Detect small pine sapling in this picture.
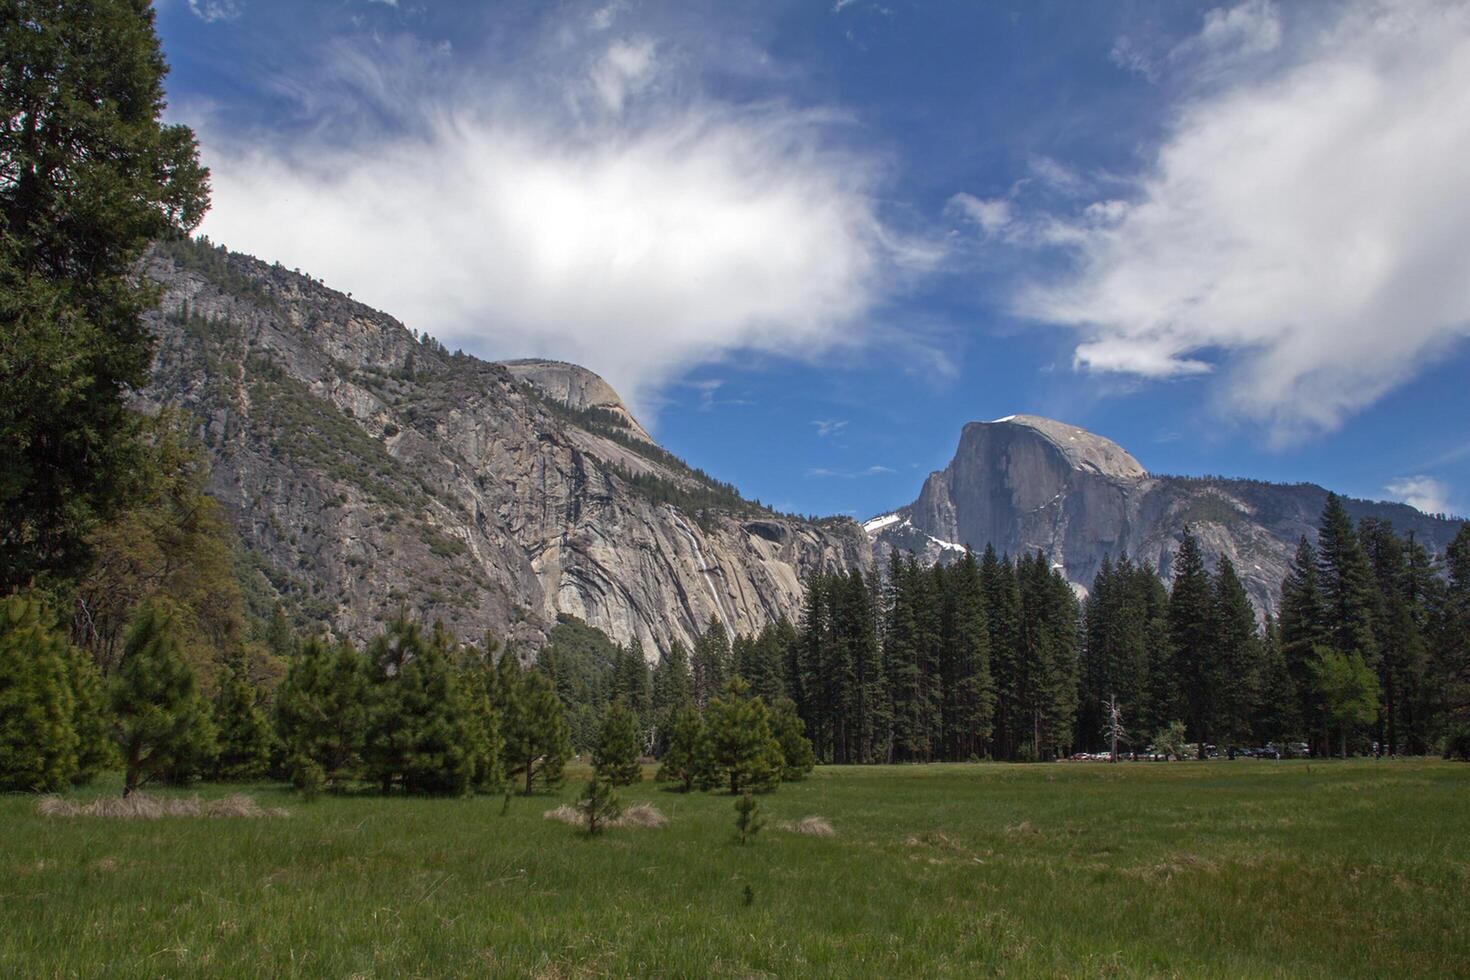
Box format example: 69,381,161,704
577,776,622,835
734,791,764,845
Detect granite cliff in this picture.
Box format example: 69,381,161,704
142,238,867,656
867,415,1463,614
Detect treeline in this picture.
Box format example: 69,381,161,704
0,598,818,797
667,495,1470,762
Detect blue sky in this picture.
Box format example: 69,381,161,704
157,0,1470,522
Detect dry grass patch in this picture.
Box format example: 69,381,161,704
542,802,668,829
780,816,836,837
38,793,288,819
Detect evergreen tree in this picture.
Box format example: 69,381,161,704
212,663,272,781
651,640,693,724
884,553,926,761
733,791,764,845
692,616,731,707
457,642,504,792
64,640,114,784
1210,555,1262,752
1432,524,1470,749
577,775,621,835
593,700,643,786
0,593,79,791
111,604,216,795
1317,495,1382,664
1168,529,1216,752
768,696,816,780
1279,536,1329,749
1,0,211,588
1360,518,1427,754
656,702,704,791
842,569,886,763
981,546,1023,760
941,551,994,759
395,624,476,795
699,676,783,794
504,669,571,794
1254,616,1300,744
275,637,368,791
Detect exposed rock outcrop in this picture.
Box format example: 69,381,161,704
142,239,867,657
869,416,1463,614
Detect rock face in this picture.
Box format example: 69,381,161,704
869,415,1464,614
142,239,867,657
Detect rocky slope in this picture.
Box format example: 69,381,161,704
868,415,1464,614
142,239,867,656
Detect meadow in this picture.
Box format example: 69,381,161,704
4,759,1468,978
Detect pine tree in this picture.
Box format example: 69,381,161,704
769,696,816,780
942,551,993,760
1210,555,1262,752
699,676,783,794
396,624,476,795
1168,529,1216,752
656,702,704,791
651,641,693,726
981,546,1022,760
1254,616,1300,744
733,791,764,844
884,553,925,761
1432,524,1470,750
504,669,571,794
1279,536,1329,749
577,775,621,835
64,640,114,784
275,637,368,791
212,663,273,781
593,700,644,786
692,617,731,707
1,0,210,589
1317,494,1382,662
111,604,217,795
0,593,80,791
843,569,886,763
457,643,504,792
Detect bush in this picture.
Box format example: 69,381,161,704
1445,726,1470,762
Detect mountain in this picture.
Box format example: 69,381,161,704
141,238,867,657
866,414,1464,613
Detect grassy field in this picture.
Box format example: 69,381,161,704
4,760,1469,978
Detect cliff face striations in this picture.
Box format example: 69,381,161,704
142,240,867,657
868,415,1463,614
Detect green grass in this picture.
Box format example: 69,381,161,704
4,760,1469,977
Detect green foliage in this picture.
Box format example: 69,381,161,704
733,791,764,845
212,664,272,781
504,668,572,795
64,640,115,783
458,644,504,793
592,700,643,786
699,677,783,794
363,616,476,795
274,637,368,791
111,604,217,794
0,0,209,588
656,703,704,791
1312,646,1380,758
1152,720,1188,760
768,697,815,780
576,776,622,836
0,593,79,790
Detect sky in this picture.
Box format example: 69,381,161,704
156,0,1470,522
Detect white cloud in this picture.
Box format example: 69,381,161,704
193,22,927,418
805,464,894,478
591,37,658,113
187,0,242,22
812,419,849,437
946,193,1012,236
1005,0,1470,443
1386,475,1453,516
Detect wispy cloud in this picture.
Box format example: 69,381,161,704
811,419,849,437
960,0,1470,445
1386,475,1454,516
192,5,933,418
187,0,242,22
806,464,895,478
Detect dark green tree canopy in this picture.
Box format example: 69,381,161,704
2,0,210,587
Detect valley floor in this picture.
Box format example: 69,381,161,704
4,759,1469,978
